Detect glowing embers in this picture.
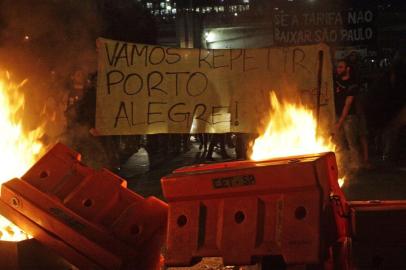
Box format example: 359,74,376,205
250,91,334,161
0,71,45,241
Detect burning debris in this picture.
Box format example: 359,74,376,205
0,143,167,270
0,72,45,183
249,91,346,187
0,71,45,242
250,91,334,161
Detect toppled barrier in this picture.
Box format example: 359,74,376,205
0,143,168,270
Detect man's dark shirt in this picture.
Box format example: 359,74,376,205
334,77,359,116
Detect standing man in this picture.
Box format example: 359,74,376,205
333,59,361,174
346,52,371,169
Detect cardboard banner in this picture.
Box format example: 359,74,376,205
96,38,334,135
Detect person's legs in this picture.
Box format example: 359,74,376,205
219,134,230,159
116,135,141,165
334,123,349,177
203,134,209,152
171,134,181,155
206,135,218,161
360,135,370,167
99,135,121,171
197,134,204,150
357,109,371,167
181,134,190,152
382,105,406,161
235,133,249,160
146,134,162,170
343,115,361,171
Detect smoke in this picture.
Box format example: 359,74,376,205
0,0,101,145
0,0,158,169
0,0,100,73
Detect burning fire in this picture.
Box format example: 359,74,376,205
338,177,345,187
0,71,45,241
250,91,334,161
250,92,344,186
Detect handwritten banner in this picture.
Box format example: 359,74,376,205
273,10,376,46
96,38,334,135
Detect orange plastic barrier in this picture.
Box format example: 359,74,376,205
161,152,349,267
0,239,75,270
0,143,168,270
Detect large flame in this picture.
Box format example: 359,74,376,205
250,92,345,187
250,91,334,161
0,71,45,241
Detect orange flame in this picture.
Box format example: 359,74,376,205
0,71,45,241
250,92,334,161
338,177,345,188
